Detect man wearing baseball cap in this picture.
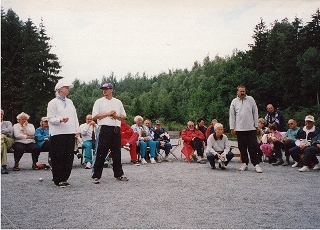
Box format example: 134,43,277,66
91,83,129,183
289,115,320,171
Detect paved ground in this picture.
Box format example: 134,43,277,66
1,140,320,229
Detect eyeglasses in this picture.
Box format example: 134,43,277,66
288,123,294,125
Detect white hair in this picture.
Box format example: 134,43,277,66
16,112,30,120
134,115,143,123
214,123,223,130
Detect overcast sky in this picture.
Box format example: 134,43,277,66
2,0,319,83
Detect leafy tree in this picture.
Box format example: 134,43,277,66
1,8,61,124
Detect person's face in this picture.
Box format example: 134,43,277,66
305,120,314,130
136,118,143,126
287,119,297,129
188,122,195,130
269,128,275,133
42,121,49,128
155,124,161,130
144,120,151,127
102,88,113,97
267,104,274,113
198,120,205,127
86,115,93,124
237,87,246,99
18,116,28,125
258,120,266,128
1,112,4,122
215,127,224,136
59,86,70,97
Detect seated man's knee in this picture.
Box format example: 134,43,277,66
227,151,234,159
206,152,215,160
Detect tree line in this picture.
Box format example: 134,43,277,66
1,8,320,131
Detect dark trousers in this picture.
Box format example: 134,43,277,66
236,130,260,166
50,134,75,185
190,137,204,157
12,142,40,164
207,151,234,168
156,141,172,156
289,146,303,163
273,140,295,160
303,146,320,166
92,125,123,179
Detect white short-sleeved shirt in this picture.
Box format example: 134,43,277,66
92,97,126,127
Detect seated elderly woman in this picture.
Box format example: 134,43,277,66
12,112,41,171
205,123,234,169
131,115,157,164
181,121,206,162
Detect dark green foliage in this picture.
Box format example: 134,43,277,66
1,8,61,124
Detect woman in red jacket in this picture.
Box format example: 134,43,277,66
181,121,206,163
120,117,140,166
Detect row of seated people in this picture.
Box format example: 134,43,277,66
257,115,320,172
1,110,51,173
2,109,319,174
78,114,174,167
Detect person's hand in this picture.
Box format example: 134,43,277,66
61,117,69,123
89,121,96,126
44,138,49,141
231,129,236,135
217,153,221,159
23,121,28,127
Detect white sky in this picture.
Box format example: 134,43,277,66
2,0,319,83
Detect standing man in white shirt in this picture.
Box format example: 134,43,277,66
229,85,262,173
91,83,129,184
79,114,97,169
47,78,80,188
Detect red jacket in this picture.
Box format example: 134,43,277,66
121,123,134,140
181,128,205,161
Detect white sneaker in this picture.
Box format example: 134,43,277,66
85,162,92,169
141,158,147,164
255,164,262,173
150,158,156,164
239,163,248,171
299,165,310,172
292,162,299,168
312,164,320,170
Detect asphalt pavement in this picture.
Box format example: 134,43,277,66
1,140,320,229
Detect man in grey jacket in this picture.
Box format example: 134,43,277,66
229,85,262,173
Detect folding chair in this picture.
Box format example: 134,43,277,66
157,138,180,161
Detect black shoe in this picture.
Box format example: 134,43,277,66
1,166,9,174
272,160,284,166
219,163,226,170
211,165,216,169
76,152,83,159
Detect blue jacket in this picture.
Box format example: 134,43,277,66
35,127,50,147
